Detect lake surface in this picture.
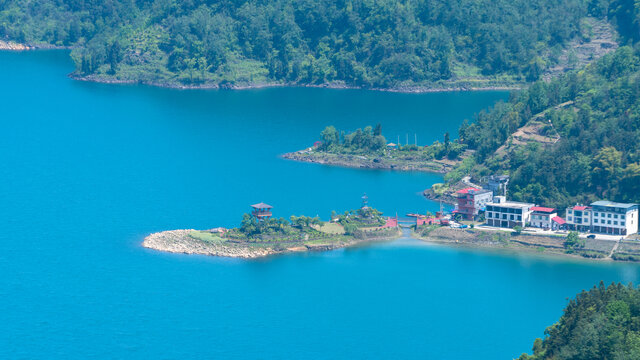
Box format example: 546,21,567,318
1,50,638,359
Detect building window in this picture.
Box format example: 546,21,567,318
622,222,626,226
614,214,619,219
594,219,598,223
568,216,572,221
614,221,618,225
518,215,522,221
608,220,612,224
608,214,612,218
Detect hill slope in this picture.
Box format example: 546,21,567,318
0,0,625,88
452,44,640,209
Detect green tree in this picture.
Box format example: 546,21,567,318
374,123,382,136
443,132,450,152
564,231,585,251
320,126,339,149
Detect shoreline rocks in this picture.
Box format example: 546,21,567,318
69,71,521,93
282,151,451,173
414,226,640,262
143,228,402,259
0,40,32,51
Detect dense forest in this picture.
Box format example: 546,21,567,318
454,44,640,209
0,0,626,87
519,282,640,359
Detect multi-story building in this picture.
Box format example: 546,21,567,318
487,175,509,196
529,207,557,229
565,201,639,235
590,201,639,236
454,188,493,221
565,205,593,232
485,196,534,228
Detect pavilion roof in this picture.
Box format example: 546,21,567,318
251,202,273,209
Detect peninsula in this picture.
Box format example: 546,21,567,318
143,200,401,259
283,125,466,173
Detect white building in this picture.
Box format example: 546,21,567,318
565,201,639,236
565,205,592,232
485,196,535,228
529,207,558,229
590,201,639,236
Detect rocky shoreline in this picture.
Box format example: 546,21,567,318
143,228,402,259
415,226,640,262
69,72,520,93
0,40,68,51
282,150,454,173
0,40,33,51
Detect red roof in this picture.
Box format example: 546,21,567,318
531,206,555,213
552,216,566,225
456,187,479,194
573,205,589,211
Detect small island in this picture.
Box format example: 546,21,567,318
143,198,401,259
282,125,469,173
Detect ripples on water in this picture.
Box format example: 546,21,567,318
0,51,638,359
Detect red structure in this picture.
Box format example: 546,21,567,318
455,187,493,220
251,203,273,221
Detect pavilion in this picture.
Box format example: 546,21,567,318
251,203,273,221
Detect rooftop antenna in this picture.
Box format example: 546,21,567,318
415,133,417,146
361,192,369,208
397,135,400,146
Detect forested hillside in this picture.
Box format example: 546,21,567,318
519,283,640,359
0,0,625,88
454,44,640,209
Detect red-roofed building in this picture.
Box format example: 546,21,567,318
455,187,493,220
529,206,557,229
565,204,592,232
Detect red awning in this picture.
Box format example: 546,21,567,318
552,216,566,225
456,187,479,194
531,206,555,213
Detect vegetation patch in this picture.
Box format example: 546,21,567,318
519,283,640,359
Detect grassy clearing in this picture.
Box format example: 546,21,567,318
189,230,227,244
315,222,346,235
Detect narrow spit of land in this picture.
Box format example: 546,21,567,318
143,227,401,259
143,207,401,259
282,125,469,173
282,149,458,173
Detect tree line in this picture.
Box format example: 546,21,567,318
0,0,622,87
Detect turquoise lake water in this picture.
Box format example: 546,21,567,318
1,50,639,359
